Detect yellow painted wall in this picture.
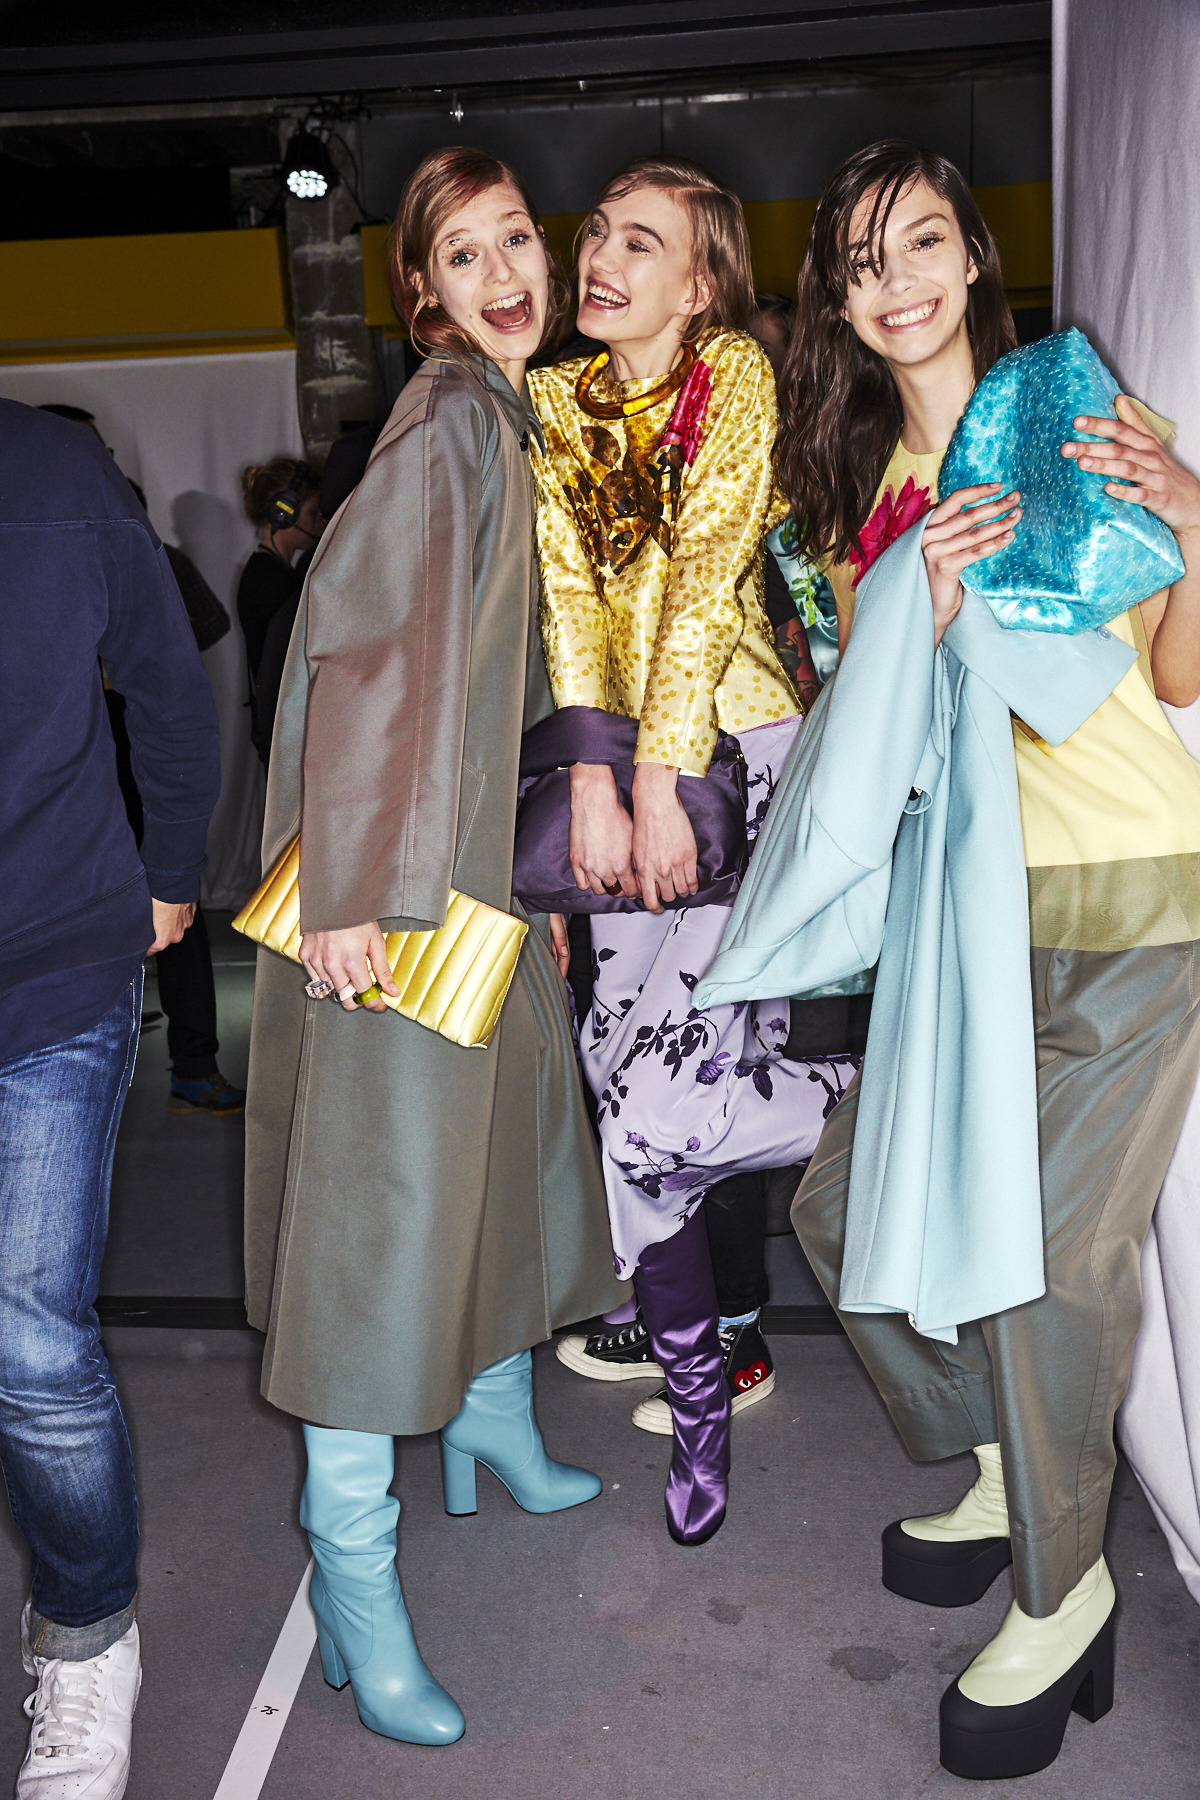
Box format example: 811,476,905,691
0,183,1049,363
359,223,395,328
0,228,293,363
972,181,1052,305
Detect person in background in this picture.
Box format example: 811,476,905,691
124,483,245,1117
0,400,220,1799
236,458,323,764
748,291,821,708
319,421,383,520
748,288,793,377
36,401,107,437
249,442,384,769
33,418,243,1117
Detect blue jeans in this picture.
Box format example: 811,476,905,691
0,977,142,1658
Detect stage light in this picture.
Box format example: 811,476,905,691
282,129,338,201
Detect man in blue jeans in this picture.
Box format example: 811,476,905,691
0,401,220,1797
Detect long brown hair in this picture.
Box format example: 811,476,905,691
387,145,570,358
777,141,1017,565
585,155,756,335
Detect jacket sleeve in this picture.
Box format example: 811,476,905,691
97,521,221,902
636,339,779,774
295,378,485,933
529,414,609,712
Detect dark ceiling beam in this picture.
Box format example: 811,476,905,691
0,2,1051,111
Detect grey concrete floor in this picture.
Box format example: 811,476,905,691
1,1333,1196,1800
3,915,1197,1797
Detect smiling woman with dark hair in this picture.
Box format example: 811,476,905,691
243,145,621,1753
771,139,1200,1780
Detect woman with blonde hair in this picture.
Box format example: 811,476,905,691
243,145,623,1749
526,157,856,1547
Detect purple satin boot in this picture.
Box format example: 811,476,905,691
633,1208,731,1546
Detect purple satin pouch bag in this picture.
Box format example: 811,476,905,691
513,705,748,914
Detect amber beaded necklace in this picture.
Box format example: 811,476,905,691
574,340,697,420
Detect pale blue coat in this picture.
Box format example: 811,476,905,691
695,520,1137,1340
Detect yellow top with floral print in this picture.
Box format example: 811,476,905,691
839,437,1200,951
827,440,944,621
527,327,797,775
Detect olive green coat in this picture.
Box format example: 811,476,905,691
244,353,624,1435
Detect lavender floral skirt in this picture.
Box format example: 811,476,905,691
582,717,859,1277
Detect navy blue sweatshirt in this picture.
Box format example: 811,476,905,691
0,400,221,1058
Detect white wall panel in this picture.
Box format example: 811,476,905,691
1054,0,1200,1608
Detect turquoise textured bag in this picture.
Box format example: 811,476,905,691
940,328,1183,632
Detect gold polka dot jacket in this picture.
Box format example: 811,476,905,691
527,327,799,775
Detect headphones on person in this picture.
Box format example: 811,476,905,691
267,461,314,530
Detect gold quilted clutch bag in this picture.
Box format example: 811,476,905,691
232,837,526,1049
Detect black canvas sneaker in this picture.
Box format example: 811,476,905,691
631,1315,775,1434
555,1312,665,1382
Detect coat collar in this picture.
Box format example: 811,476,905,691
435,350,544,455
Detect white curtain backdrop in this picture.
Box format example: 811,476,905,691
1054,0,1200,1604
0,349,303,910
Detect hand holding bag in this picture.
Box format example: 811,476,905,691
233,837,526,1049
940,328,1184,632
512,705,748,914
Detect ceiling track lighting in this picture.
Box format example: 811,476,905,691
282,126,339,201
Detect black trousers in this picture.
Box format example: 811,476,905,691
702,993,873,1318
104,689,222,1083
703,1170,772,1316
155,908,220,1080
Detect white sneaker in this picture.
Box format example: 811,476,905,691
17,1605,141,1799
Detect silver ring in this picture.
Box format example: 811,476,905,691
304,977,335,1000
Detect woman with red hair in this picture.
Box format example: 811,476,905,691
243,147,623,1749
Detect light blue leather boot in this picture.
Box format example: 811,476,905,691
440,1349,602,1515
300,1425,464,1746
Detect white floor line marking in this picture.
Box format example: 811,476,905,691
212,1558,318,1800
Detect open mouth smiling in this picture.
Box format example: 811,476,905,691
876,297,941,331
480,291,533,332
582,281,628,313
